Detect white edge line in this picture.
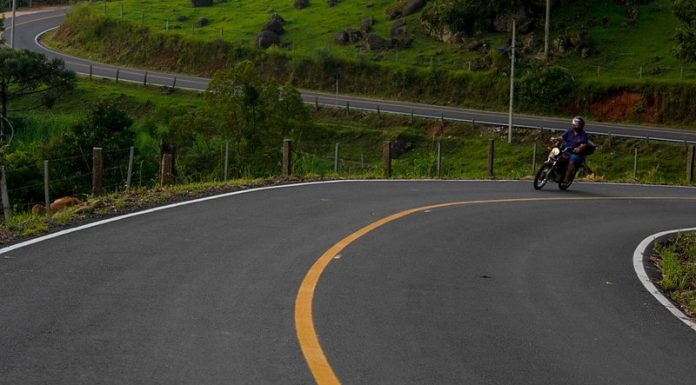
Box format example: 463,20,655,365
0,179,527,255
4,178,695,256
633,228,696,332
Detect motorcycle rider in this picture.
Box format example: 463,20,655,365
553,116,589,187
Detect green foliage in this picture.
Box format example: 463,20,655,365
0,47,75,119
167,61,311,178
44,101,136,196
655,232,696,315
518,66,576,111
421,0,545,36
674,0,696,62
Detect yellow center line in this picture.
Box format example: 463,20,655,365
294,195,696,385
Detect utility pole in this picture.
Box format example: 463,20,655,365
11,0,17,48
544,0,551,61
508,19,516,144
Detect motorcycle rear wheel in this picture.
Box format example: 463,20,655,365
533,164,552,190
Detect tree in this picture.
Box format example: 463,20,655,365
172,60,310,176
0,48,75,122
45,100,135,196
674,0,696,62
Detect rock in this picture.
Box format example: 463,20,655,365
327,0,338,6
191,0,213,7
493,7,533,33
391,37,413,49
334,30,349,45
335,28,362,44
391,18,406,37
346,28,363,43
568,27,591,49
196,17,209,27
361,16,374,33
365,33,388,50
581,47,591,58
386,10,400,20
293,0,309,9
254,30,281,48
402,0,426,16
176,15,189,22
522,32,542,53
263,13,285,34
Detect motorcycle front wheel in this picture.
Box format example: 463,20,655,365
533,164,552,190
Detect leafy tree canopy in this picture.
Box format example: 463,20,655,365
0,48,76,119
674,0,696,62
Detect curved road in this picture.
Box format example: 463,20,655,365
2,180,696,385
8,8,696,143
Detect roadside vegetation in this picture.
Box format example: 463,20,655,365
45,0,696,125
653,232,696,317
2,68,695,244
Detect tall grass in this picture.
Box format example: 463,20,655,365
654,233,696,315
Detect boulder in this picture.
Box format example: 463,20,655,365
346,28,363,43
335,29,363,44
334,31,349,45
263,14,285,34
327,0,338,6
254,30,281,48
293,0,309,9
196,17,209,27
391,18,406,37
361,16,374,33
191,0,213,7
402,0,427,16
365,33,388,50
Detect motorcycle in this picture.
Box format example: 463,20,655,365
533,141,585,191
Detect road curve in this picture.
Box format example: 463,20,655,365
2,180,696,385
9,8,696,143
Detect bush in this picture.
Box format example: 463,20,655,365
518,66,576,112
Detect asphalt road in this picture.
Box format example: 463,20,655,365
9,8,696,143
2,180,696,385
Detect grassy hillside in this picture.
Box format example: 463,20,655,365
73,0,696,81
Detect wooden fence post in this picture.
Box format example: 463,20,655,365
0,166,10,221
92,147,103,195
487,139,495,178
687,145,695,184
283,139,292,177
160,153,173,186
383,141,392,178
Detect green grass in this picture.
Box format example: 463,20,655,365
83,0,696,82
654,232,696,316
88,0,487,70
555,0,696,82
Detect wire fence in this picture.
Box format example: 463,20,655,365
1,122,695,221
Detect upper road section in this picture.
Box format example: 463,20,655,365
10,7,696,143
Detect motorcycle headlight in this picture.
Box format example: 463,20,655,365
551,148,561,156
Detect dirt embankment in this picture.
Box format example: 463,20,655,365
590,91,661,123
